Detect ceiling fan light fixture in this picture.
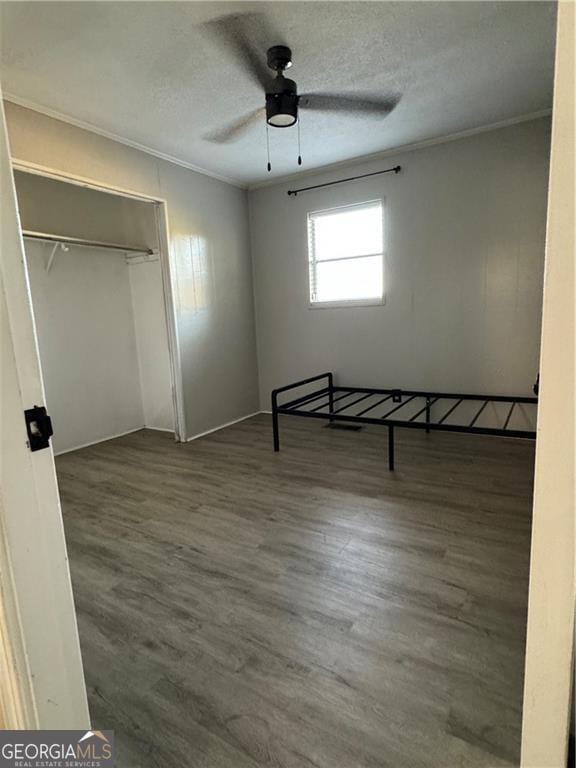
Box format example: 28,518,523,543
266,92,298,127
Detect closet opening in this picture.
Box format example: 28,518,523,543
13,165,186,454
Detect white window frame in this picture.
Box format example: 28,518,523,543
307,199,386,309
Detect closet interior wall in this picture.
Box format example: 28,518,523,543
14,171,174,454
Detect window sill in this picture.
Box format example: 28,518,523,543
308,297,386,309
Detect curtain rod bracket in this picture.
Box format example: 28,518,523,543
287,165,401,197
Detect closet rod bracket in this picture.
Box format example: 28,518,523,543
45,241,69,273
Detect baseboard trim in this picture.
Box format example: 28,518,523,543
186,412,262,442
53,426,145,456
54,417,263,455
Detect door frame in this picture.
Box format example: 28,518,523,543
0,510,33,729
10,157,187,442
520,2,575,765
0,95,90,728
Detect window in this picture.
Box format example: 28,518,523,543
307,200,384,307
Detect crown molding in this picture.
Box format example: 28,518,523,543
248,109,552,191
4,93,551,193
3,93,247,190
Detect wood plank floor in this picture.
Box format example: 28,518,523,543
56,414,535,768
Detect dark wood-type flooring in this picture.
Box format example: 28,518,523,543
57,414,535,768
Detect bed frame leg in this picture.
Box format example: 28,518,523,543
272,392,280,452
426,396,431,434
328,372,334,422
388,425,395,471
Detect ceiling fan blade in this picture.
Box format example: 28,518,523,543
204,12,281,91
204,108,264,143
299,92,401,115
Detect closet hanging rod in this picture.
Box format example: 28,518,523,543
22,230,154,256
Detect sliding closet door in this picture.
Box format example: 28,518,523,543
0,95,89,727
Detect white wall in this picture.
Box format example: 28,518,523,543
25,240,145,454
5,101,260,438
128,259,174,431
249,118,550,407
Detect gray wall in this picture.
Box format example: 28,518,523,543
15,170,175,441
128,258,174,432
6,101,259,438
7,103,551,429
13,169,158,247
159,160,258,434
25,240,145,453
249,118,550,408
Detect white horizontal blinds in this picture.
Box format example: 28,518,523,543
308,200,384,304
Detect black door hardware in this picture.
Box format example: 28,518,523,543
24,405,53,452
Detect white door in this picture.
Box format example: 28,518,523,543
0,94,89,727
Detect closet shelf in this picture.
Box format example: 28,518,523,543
22,229,154,256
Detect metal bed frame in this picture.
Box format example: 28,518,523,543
271,372,537,470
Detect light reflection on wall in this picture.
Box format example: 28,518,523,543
172,233,211,314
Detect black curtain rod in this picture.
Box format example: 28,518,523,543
287,165,401,197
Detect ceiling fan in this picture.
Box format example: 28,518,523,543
203,13,401,169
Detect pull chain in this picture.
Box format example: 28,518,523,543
297,118,302,166
266,123,271,172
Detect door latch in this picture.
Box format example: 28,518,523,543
24,405,53,452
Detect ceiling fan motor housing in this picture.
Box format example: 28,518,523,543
266,75,298,127
267,45,293,72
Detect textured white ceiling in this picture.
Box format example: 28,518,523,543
0,2,556,185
